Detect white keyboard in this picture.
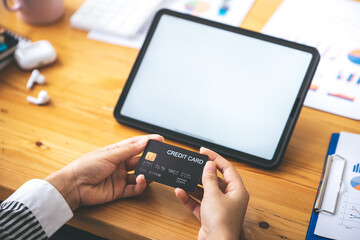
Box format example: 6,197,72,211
70,0,162,37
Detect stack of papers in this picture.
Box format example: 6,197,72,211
262,0,360,120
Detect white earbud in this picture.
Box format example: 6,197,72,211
27,90,50,105
26,69,46,89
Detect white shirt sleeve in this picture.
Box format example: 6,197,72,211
3,179,74,238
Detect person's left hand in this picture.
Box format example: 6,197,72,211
45,134,164,211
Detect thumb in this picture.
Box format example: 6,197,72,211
202,161,220,194
105,137,149,164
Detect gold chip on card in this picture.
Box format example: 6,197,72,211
145,151,157,161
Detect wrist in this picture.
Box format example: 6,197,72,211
206,226,239,240
44,167,80,211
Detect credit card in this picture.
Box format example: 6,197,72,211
134,140,208,193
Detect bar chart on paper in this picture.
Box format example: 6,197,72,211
262,0,360,120
353,164,360,173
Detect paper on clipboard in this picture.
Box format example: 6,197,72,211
314,132,360,239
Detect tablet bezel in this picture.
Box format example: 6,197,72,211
113,9,320,169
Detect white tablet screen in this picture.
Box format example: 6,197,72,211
120,15,312,160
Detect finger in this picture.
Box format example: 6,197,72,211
121,174,147,198
103,137,153,165
126,173,152,185
111,166,128,199
175,188,201,221
202,161,221,195
101,134,164,152
190,186,204,201
125,156,141,171
218,177,227,193
200,147,244,191
126,174,137,184
198,177,227,193
200,147,219,162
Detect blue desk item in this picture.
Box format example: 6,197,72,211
0,43,7,52
0,26,20,61
306,133,339,240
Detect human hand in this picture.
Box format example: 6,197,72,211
175,148,249,240
45,134,164,211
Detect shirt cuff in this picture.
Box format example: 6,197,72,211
4,179,74,237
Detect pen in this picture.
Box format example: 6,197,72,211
219,0,231,16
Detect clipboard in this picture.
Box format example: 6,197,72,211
306,133,342,239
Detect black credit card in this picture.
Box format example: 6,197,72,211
134,140,208,193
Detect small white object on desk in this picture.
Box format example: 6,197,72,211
15,40,57,70
26,69,46,89
27,90,50,105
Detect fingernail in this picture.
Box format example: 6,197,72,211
137,174,145,182
150,134,164,142
150,134,161,138
205,161,216,173
137,137,148,147
200,146,208,153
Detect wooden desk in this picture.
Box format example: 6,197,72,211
0,1,359,239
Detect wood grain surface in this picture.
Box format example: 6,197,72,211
1,0,359,239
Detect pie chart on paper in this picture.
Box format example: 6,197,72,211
350,176,360,191
348,49,360,64
185,1,210,13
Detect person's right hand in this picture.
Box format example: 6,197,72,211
175,147,249,240
45,134,164,211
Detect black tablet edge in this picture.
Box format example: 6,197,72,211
113,9,320,169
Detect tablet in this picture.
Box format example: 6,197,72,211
114,9,320,168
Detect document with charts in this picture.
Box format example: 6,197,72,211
262,0,360,120
88,0,255,49
314,132,360,239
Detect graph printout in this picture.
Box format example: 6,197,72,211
314,132,360,239
88,0,255,49
262,0,360,120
